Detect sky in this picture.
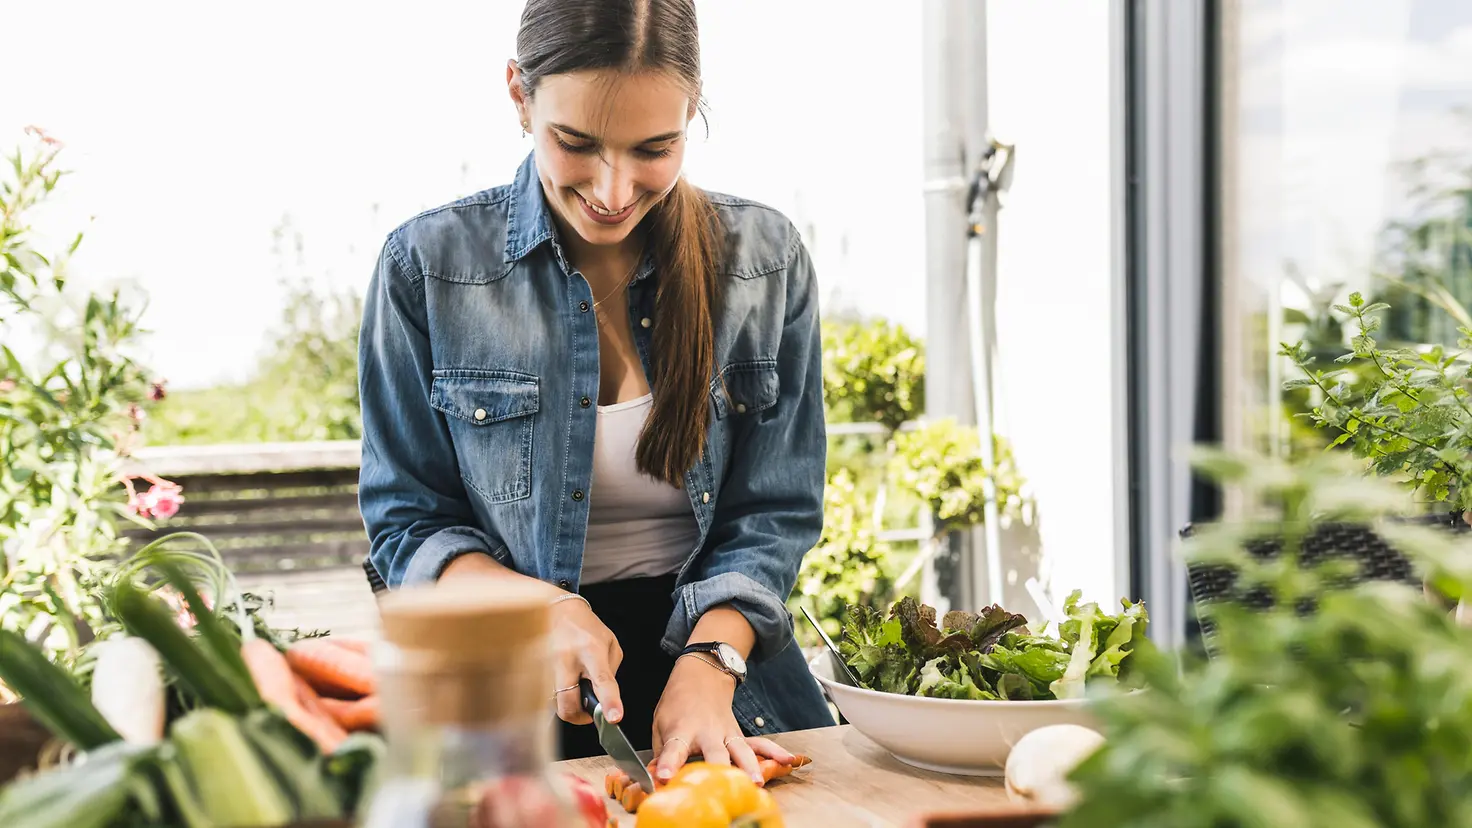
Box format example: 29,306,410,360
6,0,1471,391
4,1,924,389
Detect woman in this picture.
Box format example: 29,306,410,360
357,0,834,784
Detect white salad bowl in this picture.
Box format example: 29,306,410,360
809,652,1104,776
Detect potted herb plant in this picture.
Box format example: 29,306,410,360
1058,448,1472,826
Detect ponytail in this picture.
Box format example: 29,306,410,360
636,177,722,487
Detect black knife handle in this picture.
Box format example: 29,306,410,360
578,677,601,718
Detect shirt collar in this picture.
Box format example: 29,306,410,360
504,151,566,269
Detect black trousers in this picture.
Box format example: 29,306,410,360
555,573,679,760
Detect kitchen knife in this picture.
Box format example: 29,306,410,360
579,678,656,792
801,606,864,687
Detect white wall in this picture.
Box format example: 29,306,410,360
985,1,1121,608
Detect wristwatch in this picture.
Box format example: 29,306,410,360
680,641,748,684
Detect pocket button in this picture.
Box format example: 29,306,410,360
754,716,765,728
473,407,487,421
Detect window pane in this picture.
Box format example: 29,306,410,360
1223,0,1472,460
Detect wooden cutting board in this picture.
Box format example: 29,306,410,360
556,724,1034,827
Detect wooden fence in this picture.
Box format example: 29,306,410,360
123,440,381,640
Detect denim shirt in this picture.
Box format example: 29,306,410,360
357,153,834,735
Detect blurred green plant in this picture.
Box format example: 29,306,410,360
1061,447,1472,828
789,467,894,641
890,419,1027,534
820,317,924,432
0,128,172,663
789,318,1029,646
1282,291,1472,513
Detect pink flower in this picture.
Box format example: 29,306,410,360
157,587,203,630
0,379,15,394
128,403,146,422
24,125,61,146
149,379,168,402
140,483,184,520
124,476,184,520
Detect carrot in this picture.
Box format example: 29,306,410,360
604,754,812,813
241,639,349,753
285,638,375,699
318,695,381,732
294,673,347,731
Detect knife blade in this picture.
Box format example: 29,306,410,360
801,606,863,687
579,678,656,792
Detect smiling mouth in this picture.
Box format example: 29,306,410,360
575,191,638,219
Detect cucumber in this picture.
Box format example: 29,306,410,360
110,578,253,715
146,743,214,828
325,732,388,818
0,628,121,749
171,707,294,826
240,708,343,819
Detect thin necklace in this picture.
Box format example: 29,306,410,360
591,253,643,312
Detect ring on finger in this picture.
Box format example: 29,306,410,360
665,736,689,750
552,683,579,698
723,735,742,748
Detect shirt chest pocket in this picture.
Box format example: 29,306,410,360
710,359,780,420
430,371,539,504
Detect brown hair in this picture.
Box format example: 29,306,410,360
516,0,721,487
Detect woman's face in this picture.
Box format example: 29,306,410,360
510,66,694,250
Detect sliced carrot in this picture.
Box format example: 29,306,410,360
241,639,348,753
286,638,375,699
603,754,812,813
318,695,381,732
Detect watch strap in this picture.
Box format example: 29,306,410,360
679,642,745,683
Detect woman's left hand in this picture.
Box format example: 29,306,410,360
651,656,795,785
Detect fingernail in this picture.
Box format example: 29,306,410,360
752,773,764,784
607,708,621,722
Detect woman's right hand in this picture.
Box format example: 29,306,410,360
441,555,624,725
551,595,624,726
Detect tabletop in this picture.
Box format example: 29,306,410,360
556,724,1023,827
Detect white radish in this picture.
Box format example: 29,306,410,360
90,635,166,745
1004,723,1106,810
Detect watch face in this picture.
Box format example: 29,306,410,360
717,643,747,675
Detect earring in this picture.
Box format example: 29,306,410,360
521,121,530,137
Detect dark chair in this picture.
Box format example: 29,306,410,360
1181,512,1468,657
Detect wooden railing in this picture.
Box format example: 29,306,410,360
123,441,368,574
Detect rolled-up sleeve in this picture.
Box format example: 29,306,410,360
358,234,507,586
662,236,826,662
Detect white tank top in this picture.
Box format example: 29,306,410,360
580,393,701,584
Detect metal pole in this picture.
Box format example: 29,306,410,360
921,0,994,611
966,138,1014,612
